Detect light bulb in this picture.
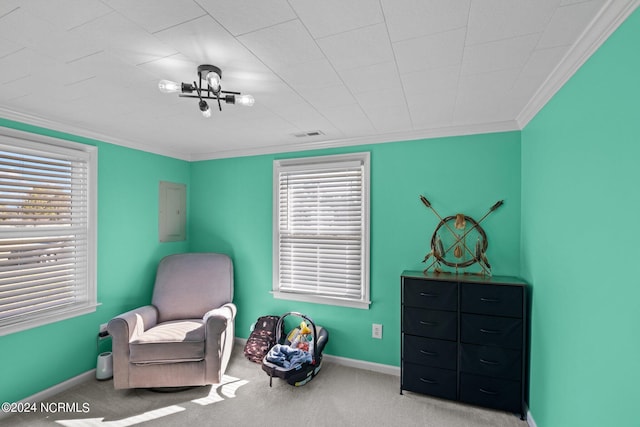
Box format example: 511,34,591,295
206,71,221,93
158,80,181,93
199,100,211,118
235,94,255,107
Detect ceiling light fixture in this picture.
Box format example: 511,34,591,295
158,64,254,118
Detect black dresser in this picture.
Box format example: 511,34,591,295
401,271,529,419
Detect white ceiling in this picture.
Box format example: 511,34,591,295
0,0,636,160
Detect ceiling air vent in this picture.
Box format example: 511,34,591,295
292,130,325,138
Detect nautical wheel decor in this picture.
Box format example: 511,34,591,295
420,195,503,276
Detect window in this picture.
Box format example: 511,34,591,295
273,152,370,309
0,129,97,336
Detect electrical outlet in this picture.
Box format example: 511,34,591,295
372,323,383,339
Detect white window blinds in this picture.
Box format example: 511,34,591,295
274,153,370,309
0,131,97,335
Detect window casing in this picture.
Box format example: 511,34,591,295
273,152,370,309
0,129,97,336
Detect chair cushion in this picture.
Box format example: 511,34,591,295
129,320,205,364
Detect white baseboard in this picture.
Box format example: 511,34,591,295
0,369,96,420
235,337,400,376
322,353,401,376
527,409,538,427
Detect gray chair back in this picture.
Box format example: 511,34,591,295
152,253,233,323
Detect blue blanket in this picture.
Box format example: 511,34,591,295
266,344,312,369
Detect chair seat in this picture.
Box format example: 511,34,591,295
130,320,205,364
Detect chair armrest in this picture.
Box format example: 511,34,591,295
203,303,237,335
108,305,158,343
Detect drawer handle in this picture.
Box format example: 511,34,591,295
479,388,499,396
420,350,437,357
419,377,437,385
480,297,500,303
420,321,438,326
480,328,500,334
479,358,499,366
420,292,438,297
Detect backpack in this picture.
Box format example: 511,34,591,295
244,315,282,363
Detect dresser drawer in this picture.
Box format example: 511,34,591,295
404,335,457,370
403,278,457,311
460,373,521,413
461,283,522,318
402,363,457,400
404,307,457,340
461,344,522,380
461,314,522,348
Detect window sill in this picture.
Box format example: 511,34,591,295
272,291,370,310
0,303,100,337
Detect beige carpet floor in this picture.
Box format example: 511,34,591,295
3,349,528,427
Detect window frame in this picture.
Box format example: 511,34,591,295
0,128,98,336
272,152,370,309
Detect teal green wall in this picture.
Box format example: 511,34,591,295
521,8,640,427
0,119,191,403
190,131,522,365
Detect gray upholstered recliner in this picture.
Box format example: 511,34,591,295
107,253,236,389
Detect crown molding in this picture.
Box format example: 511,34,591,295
517,0,640,128
188,120,520,161
0,104,518,161
0,107,191,161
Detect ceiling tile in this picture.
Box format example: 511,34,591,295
0,47,54,84
72,12,177,67
0,1,20,16
454,68,521,124
0,38,22,58
64,51,157,89
197,0,296,36
0,7,105,65
381,0,471,42
255,81,306,111
461,33,540,75
271,59,342,91
354,86,407,112
466,0,560,45
136,53,197,82
154,15,255,66
0,75,30,101
272,101,337,132
238,20,324,69
394,28,466,74
0,8,68,58
103,0,206,33
20,0,112,31
319,103,376,135
536,0,606,49
338,61,402,94
364,104,413,133
317,23,394,71
297,84,356,109
402,66,459,128
289,0,384,39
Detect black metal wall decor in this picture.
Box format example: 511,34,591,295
420,195,503,276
